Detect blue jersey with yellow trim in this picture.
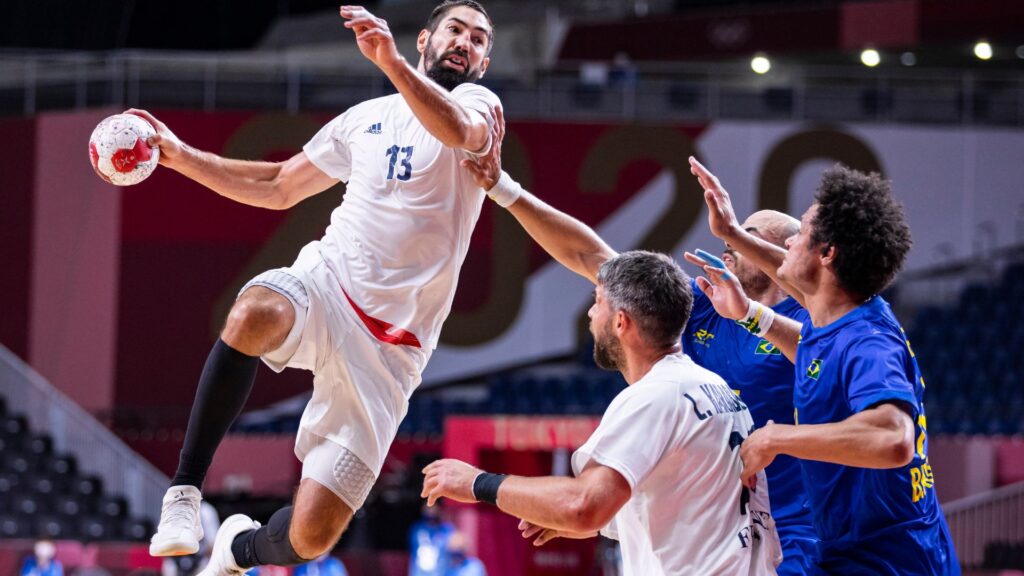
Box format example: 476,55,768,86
795,295,958,574
684,279,817,574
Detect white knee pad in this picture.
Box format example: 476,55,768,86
301,439,376,511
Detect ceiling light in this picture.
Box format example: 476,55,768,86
974,41,993,60
751,54,771,74
860,48,881,67
900,52,916,66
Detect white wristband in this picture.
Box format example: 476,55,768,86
737,300,775,336
488,171,524,208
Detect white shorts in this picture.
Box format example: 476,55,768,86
239,242,430,506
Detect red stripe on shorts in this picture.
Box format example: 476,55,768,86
341,287,422,348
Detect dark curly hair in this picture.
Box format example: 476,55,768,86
811,165,912,299
426,1,494,46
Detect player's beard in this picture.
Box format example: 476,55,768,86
737,266,772,298
425,44,480,91
593,320,624,372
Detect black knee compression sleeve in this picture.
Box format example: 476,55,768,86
231,506,308,568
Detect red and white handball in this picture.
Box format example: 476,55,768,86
88,114,160,186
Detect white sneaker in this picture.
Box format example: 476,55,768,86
198,514,261,576
149,485,204,556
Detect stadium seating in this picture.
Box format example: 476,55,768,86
0,400,153,541
910,262,1024,435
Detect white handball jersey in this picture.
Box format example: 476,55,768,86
572,353,782,576
302,83,500,349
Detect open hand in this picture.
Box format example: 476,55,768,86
689,156,741,241
341,6,402,72
683,249,751,321
421,459,483,506
460,104,505,190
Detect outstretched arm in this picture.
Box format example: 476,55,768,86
507,192,618,284
740,403,915,486
125,109,336,210
341,6,490,152
689,157,806,306
461,107,616,284
422,458,630,535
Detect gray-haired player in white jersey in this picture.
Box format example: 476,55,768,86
422,113,782,575
133,2,503,575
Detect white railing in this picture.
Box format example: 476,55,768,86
0,50,1022,125
944,480,1024,569
0,345,168,522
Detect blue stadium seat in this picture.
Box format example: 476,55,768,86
0,472,20,496
71,476,103,499
96,491,129,518
45,454,77,476
3,452,32,475
0,513,30,538
53,493,87,517
26,433,53,456
35,514,76,539
123,517,153,542
12,493,44,515
26,471,60,496
79,516,120,541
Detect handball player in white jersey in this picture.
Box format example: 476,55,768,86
422,115,782,575
132,2,501,574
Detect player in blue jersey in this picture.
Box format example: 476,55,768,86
685,158,959,575
684,210,818,575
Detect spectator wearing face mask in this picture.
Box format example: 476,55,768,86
21,540,63,576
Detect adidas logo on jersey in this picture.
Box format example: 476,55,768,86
364,123,382,135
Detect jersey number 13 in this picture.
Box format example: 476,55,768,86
386,145,414,181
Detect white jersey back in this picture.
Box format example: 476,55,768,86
572,353,781,576
303,83,500,349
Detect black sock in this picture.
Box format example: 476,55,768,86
231,506,308,568
170,338,259,489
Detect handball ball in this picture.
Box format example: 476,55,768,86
88,114,160,186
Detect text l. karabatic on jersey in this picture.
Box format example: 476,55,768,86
684,280,812,524
794,296,959,575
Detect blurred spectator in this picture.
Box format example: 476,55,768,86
409,503,455,576
294,553,348,576
21,540,64,576
445,532,485,576
609,52,638,89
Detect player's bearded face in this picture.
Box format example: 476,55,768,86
424,37,482,91
593,316,624,371
727,249,772,296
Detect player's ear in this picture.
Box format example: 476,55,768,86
819,244,836,266
614,310,629,334
478,56,490,78
416,29,430,55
